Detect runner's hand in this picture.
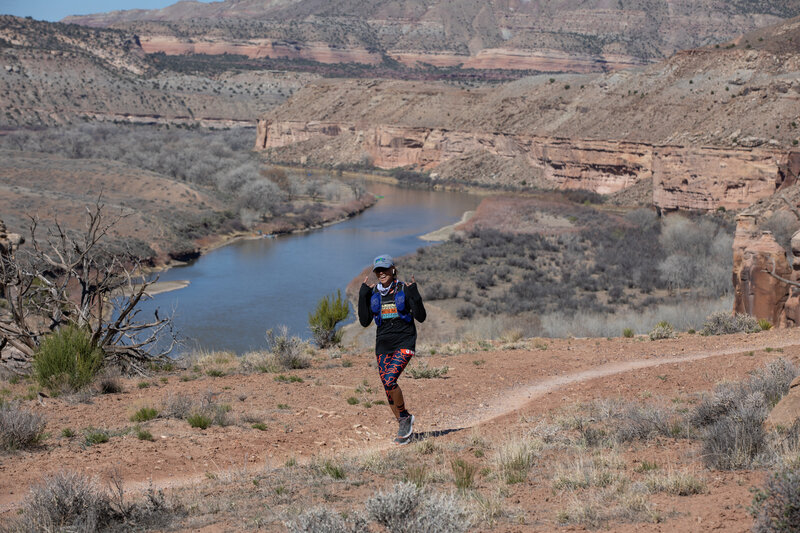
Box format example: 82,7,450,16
363,276,375,288
406,275,416,287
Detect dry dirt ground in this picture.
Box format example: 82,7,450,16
3,328,800,531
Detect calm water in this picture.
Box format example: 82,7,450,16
139,181,479,354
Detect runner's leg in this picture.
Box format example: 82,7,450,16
377,349,414,419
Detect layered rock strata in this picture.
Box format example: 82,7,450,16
256,119,796,209
139,36,383,65
138,36,644,72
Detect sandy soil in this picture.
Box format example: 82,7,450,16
2,327,800,530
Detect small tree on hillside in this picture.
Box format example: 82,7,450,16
308,290,350,348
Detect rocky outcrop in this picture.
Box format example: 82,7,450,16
764,376,800,431
257,119,794,208
732,215,792,325
139,36,383,65
0,219,23,256
138,36,644,72
652,146,787,211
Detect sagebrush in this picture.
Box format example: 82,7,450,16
0,402,46,451
701,312,761,336
751,460,800,533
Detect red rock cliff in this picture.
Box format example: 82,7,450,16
256,119,795,209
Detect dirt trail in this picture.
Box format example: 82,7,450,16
124,336,800,503
466,341,793,428
3,330,799,516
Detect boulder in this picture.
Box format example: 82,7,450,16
764,376,800,431
732,215,791,325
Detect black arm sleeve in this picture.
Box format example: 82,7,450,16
405,283,427,323
358,283,373,327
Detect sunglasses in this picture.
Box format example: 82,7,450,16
373,268,393,275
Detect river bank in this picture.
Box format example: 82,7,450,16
148,192,378,277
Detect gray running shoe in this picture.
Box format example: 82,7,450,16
398,414,414,439
393,435,411,445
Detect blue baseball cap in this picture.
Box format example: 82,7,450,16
372,254,394,271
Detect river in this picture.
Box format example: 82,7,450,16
138,180,480,354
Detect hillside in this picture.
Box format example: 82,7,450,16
265,20,800,147
257,17,800,210
64,0,800,74
2,329,800,531
0,149,231,262
0,16,315,127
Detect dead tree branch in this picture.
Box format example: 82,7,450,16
0,201,176,373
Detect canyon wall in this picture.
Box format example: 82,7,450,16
140,36,383,65
140,36,643,72
256,119,795,209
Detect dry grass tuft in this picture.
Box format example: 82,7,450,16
645,468,707,495
0,402,46,451
493,435,540,484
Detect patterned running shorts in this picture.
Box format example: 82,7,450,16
376,348,414,403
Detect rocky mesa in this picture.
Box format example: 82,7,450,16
257,17,800,211
64,0,800,74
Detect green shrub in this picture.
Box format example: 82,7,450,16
308,290,350,348
33,325,103,393
622,328,634,338
450,458,476,490
187,413,212,429
136,428,154,441
130,407,158,422
758,319,773,331
701,312,761,336
649,321,675,340
84,429,109,446
320,459,346,479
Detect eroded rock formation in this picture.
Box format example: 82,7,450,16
257,119,796,209
732,215,793,326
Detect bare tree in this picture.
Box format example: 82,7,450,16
0,202,176,375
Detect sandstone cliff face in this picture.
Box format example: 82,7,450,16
732,216,791,325
652,147,788,211
257,119,794,208
138,36,644,72
139,36,383,65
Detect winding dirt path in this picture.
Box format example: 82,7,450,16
3,329,800,517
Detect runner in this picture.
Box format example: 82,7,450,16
358,254,427,444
